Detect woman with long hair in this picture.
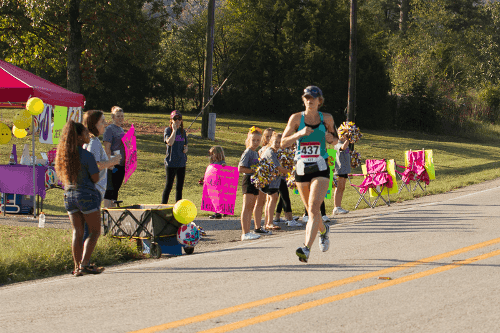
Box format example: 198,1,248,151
55,121,104,276
162,110,188,204
82,110,121,200
281,86,338,262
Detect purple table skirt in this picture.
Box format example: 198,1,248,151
0,165,47,199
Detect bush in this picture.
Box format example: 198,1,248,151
478,84,500,123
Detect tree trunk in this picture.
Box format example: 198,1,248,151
399,0,409,34
67,0,82,93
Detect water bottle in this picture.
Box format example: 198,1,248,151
38,212,45,228
112,150,121,173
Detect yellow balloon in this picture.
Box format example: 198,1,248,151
13,109,32,129
173,199,198,224
0,123,12,144
12,125,27,139
26,97,44,116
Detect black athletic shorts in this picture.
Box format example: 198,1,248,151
241,175,260,195
295,159,330,183
260,185,279,195
335,173,348,179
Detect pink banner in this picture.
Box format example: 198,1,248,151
122,124,137,184
201,164,239,215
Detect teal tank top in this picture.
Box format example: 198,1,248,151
295,111,328,160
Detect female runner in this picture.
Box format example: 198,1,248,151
281,86,338,262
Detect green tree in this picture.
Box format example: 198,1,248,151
0,0,178,108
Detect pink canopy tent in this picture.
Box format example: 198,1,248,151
0,59,85,218
0,59,85,108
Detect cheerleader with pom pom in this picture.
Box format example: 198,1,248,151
253,128,275,235
274,145,296,225
260,132,292,231
332,127,351,216
238,126,264,241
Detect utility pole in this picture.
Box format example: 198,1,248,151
201,0,215,139
347,0,357,123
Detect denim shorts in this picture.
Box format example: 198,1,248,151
64,189,102,215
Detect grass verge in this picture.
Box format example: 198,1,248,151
0,226,143,285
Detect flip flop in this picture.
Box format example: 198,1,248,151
71,269,83,277
266,225,281,230
80,264,105,275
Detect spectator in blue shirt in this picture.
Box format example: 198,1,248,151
161,110,188,204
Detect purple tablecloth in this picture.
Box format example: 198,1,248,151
0,165,47,199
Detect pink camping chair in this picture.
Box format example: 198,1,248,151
395,149,430,194
349,159,394,209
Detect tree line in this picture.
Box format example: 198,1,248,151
2,0,500,132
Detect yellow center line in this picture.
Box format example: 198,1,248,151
199,249,500,333
130,238,500,333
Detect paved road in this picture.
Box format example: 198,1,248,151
1,180,500,333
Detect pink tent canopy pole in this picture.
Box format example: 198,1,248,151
0,59,85,108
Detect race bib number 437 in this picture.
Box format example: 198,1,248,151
300,142,320,162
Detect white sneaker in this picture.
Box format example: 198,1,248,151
333,207,349,215
322,215,330,222
302,216,309,223
287,220,303,227
318,224,330,252
293,216,300,221
241,232,261,241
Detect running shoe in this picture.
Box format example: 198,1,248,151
302,216,309,223
296,246,310,263
287,220,303,227
293,216,300,221
273,218,287,223
241,232,261,241
318,224,330,252
333,207,349,215
322,215,330,222
197,226,207,237
254,227,272,235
